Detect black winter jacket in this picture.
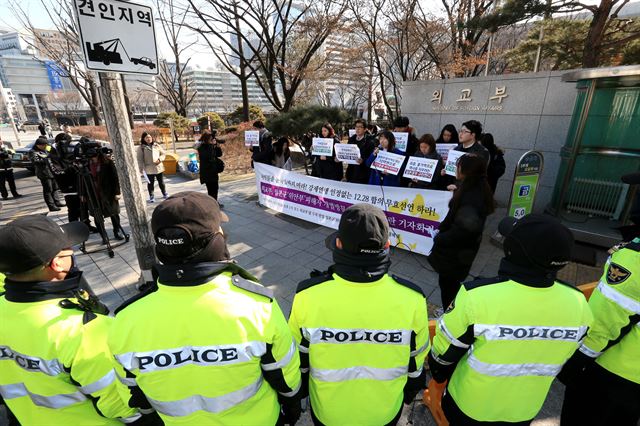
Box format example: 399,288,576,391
428,184,489,280
345,134,376,184
198,142,223,184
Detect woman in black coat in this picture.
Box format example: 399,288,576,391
312,123,343,181
197,130,224,201
428,154,495,309
88,148,127,241
408,134,444,190
480,133,506,194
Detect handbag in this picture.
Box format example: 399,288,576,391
215,157,225,173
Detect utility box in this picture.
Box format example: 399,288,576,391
163,153,179,175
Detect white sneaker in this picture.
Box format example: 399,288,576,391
148,196,155,203
163,193,169,199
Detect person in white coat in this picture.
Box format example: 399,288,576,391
137,132,168,203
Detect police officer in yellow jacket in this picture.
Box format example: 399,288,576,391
428,214,592,424
108,191,302,425
289,203,430,425
0,215,142,425
560,234,640,425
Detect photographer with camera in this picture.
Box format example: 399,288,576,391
87,146,128,242
50,133,96,231
197,129,224,202
0,137,22,199
29,136,65,212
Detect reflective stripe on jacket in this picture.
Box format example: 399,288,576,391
0,294,139,425
109,268,301,425
430,278,592,423
579,239,640,384
289,272,429,425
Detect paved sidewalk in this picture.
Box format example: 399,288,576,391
0,167,606,426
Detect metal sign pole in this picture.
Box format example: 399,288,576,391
98,72,156,285
0,78,22,147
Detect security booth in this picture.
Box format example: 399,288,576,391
549,65,640,247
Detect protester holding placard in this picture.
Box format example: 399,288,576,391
409,134,444,190
455,120,490,165
250,120,273,167
393,116,418,156
345,119,376,184
366,130,405,187
272,136,292,170
436,124,459,146
428,154,495,309
312,123,343,181
197,130,224,201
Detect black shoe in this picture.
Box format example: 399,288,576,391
49,206,62,212
113,230,125,241
12,194,22,198
218,203,225,209
88,225,99,234
1,196,7,200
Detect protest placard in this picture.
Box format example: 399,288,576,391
334,143,361,165
436,143,457,161
403,157,439,182
244,130,260,147
312,138,334,156
371,150,406,175
255,163,452,255
444,149,466,176
392,132,409,152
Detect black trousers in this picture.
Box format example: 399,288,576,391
40,178,64,210
561,362,640,426
65,194,90,224
442,390,532,426
438,274,462,309
205,179,219,200
147,173,166,197
0,169,19,198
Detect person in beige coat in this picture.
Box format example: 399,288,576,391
137,132,168,203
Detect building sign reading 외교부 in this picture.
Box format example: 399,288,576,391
431,86,509,112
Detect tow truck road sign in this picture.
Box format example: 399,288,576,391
74,0,159,75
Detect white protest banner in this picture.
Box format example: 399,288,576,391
335,143,361,165
371,150,406,175
312,138,334,156
348,129,356,138
444,149,466,176
244,130,260,147
393,132,409,152
255,163,452,255
403,157,439,183
436,143,457,161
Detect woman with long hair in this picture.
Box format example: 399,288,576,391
272,137,292,170
436,124,459,145
312,123,343,181
365,130,405,187
197,129,224,201
428,154,495,308
137,132,167,203
409,134,444,190
480,133,506,194
88,147,128,242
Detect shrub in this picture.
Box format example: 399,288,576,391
228,104,265,124
197,112,225,131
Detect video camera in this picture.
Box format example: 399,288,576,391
74,137,104,161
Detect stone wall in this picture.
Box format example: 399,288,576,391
401,71,577,211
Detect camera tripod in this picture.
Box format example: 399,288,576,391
76,162,129,258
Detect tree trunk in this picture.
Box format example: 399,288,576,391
582,0,613,68
88,79,102,125
234,10,251,122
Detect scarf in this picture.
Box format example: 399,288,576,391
330,249,391,282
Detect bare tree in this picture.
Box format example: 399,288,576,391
47,91,85,125
150,0,197,117
130,89,159,123
186,0,348,112
10,0,103,124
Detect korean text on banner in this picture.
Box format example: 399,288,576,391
444,150,465,176
244,130,260,147
371,151,406,175
312,138,334,156
335,143,361,165
404,157,439,183
392,132,409,152
436,143,457,161
254,164,451,255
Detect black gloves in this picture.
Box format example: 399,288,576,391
403,368,427,404
279,396,302,425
